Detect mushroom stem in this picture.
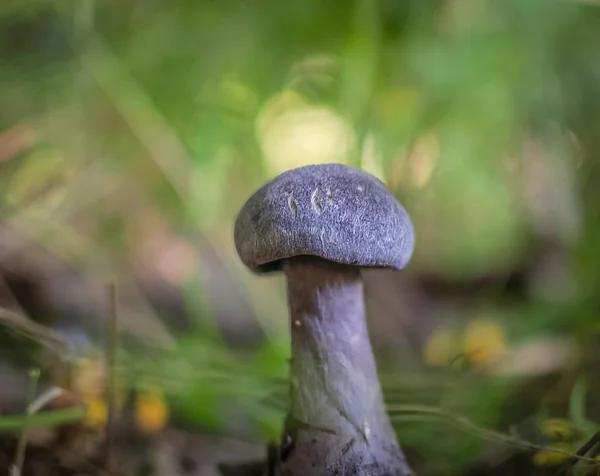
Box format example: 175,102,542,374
281,256,411,475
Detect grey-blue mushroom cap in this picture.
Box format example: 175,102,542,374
234,163,415,273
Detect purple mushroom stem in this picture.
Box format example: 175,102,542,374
285,256,394,441
282,256,409,474
234,163,415,475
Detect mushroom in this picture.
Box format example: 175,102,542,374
234,163,415,475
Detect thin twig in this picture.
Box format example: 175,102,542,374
11,368,41,476
567,432,600,467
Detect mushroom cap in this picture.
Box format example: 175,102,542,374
234,163,415,273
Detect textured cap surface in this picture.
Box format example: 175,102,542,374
234,163,414,273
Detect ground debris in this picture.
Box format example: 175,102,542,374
0,434,101,476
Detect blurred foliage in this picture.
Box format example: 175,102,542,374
2,0,600,474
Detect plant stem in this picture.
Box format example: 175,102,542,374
11,368,40,476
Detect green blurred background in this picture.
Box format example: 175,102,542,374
1,0,600,474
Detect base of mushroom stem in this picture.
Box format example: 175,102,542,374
271,424,413,476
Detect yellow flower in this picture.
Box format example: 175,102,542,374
532,443,573,466
541,418,573,441
424,326,461,367
135,387,169,434
463,320,507,367
83,396,108,429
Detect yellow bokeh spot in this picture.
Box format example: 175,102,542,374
84,396,108,429
532,442,573,466
406,133,439,189
463,320,507,367
541,418,573,441
256,91,356,175
135,387,169,434
255,90,307,136
424,327,461,367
